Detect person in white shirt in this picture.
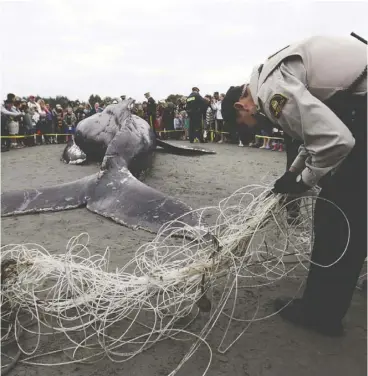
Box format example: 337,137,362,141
211,93,225,143
27,95,41,131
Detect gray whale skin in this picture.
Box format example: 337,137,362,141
1,100,216,233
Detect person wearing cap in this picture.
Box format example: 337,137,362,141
7,93,16,103
186,87,209,143
1,94,19,117
144,92,157,136
221,34,367,336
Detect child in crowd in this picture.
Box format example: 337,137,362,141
172,112,183,140
63,107,77,142
181,111,189,141
173,113,183,130
53,105,65,143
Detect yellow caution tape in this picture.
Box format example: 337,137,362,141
1,134,72,138
255,135,284,141
1,130,232,138
157,129,230,135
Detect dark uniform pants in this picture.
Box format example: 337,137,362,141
56,126,65,144
148,114,157,137
302,94,367,323
188,113,203,143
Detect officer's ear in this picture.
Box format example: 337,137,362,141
233,102,245,110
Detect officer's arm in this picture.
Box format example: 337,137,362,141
289,144,308,173
274,82,355,187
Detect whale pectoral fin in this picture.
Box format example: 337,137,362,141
86,167,200,233
156,139,216,155
1,175,96,217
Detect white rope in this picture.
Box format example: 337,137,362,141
1,185,350,375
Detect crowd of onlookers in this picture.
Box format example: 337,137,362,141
136,91,284,149
1,91,285,152
135,92,230,144
1,93,111,151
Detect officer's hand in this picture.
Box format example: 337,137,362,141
272,171,310,195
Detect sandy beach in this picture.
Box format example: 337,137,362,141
1,142,366,376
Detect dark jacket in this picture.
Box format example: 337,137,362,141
146,97,157,117
186,92,207,115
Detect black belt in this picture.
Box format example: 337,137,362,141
324,93,366,129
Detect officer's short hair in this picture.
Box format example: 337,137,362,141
221,85,247,124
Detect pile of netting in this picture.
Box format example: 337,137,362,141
1,184,346,375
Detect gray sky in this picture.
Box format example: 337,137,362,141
1,0,367,102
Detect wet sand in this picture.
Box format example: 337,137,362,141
1,143,366,376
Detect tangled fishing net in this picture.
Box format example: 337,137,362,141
1,184,350,375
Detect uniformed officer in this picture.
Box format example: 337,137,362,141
221,34,367,336
186,87,209,143
144,92,157,135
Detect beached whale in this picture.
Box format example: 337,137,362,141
1,100,215,233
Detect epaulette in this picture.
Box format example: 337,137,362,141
267,45,290,60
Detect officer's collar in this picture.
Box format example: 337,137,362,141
247,64,263,111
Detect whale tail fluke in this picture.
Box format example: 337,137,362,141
2,166,200,234
1,175,97,217
156,139,216,155
86,166,200,233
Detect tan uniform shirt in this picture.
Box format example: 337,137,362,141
248,35,367,187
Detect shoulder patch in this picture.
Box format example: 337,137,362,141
269,94,288,119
